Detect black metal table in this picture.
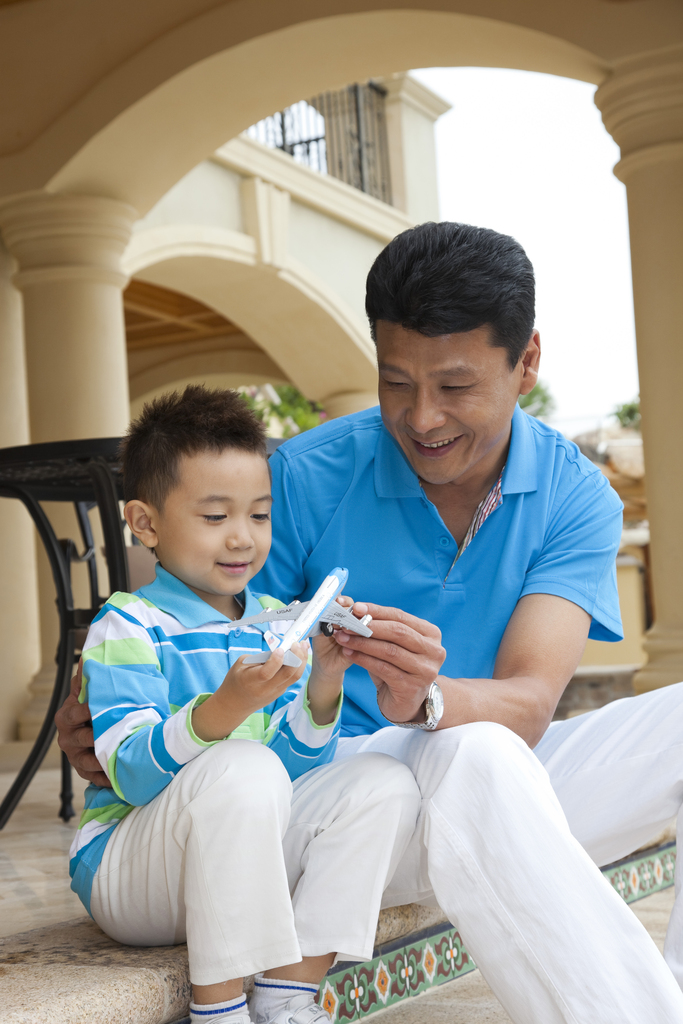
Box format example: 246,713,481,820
0,438,129,829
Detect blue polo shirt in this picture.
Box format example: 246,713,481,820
254,405,623,737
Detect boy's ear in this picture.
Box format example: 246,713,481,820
124,500,159,549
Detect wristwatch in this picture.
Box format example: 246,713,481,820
390,681,444,731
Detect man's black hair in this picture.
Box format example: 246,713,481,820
120,384,267,509
365,222,535,367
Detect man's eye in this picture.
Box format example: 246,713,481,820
204,515,226,523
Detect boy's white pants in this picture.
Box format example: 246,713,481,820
90,741,420,986
336,682,683,1024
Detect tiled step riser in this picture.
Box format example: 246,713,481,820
317,841,677,1023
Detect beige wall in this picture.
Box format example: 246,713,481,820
580,557,646,669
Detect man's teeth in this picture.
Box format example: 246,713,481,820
420,438,455,448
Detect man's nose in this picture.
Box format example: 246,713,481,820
406,391,447,435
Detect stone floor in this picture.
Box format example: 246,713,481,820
0,768,677,1023
0,768,89,938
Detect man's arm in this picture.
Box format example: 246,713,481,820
336,593,591,747
55,665,111,787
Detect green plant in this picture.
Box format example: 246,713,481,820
518,381,555,419
238,384,325,438
613,397,641,431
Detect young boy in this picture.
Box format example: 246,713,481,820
69,385,420,1024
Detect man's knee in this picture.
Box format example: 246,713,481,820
433,721,534,777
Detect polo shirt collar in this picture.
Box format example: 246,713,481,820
374,404,537,498
374,424,423,498
138,564,264,628
501,404,538,495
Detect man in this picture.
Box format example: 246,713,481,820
59,224,683,1023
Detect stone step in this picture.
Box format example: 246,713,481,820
0,841,675,1024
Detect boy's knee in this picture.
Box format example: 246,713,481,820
184,740,292,808
342,751,422,808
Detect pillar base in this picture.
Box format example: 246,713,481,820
18,664,58,742
323,391,378,419
632,625,683,694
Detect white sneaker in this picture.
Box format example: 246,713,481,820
253,990,330,1024
192,1015,252,1024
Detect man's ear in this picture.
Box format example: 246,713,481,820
518,330,541,397
124,500,159,549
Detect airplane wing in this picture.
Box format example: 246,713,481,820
317,604,373,637
226,598,372,638
225,600,309,630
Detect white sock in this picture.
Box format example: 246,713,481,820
190,993,248,1023
250,974,318,1023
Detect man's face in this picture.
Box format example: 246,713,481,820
376,321,539,487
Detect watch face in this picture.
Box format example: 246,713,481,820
428,683,444,722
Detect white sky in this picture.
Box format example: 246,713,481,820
410,67,639,438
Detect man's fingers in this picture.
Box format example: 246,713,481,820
70,666,82,700
336,619,444,661
350,603,442,640
55,696,93,730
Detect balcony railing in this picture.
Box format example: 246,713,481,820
246,82,392,205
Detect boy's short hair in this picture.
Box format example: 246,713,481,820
365,221,535,368
121,385,268,508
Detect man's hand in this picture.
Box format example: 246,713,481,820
55,664,111,787
335,603,446,724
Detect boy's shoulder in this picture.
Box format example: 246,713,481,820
252,592,287,612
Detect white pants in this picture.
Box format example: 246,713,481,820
337,683,683,1024
90,740,420,986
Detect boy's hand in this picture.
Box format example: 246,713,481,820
306,596,363,726
192,642,308,742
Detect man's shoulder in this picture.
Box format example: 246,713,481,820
274,406,382,467
524,414,622,513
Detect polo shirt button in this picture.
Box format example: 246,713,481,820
439,536,450,547
233,628,242,637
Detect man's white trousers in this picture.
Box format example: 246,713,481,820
90,741,420,986
337,682,683,1024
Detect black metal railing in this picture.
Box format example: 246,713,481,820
246,82,392,205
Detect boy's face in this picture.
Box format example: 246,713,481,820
125,448,272,617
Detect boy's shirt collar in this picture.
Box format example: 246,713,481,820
137,563,265,629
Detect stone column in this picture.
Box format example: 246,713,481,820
0,192,137,442
0,241,40,746
0,192,137,738
323,391,378,420
596,44,683,693
381,72,451,223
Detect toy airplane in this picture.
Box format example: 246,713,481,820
228,566,373,667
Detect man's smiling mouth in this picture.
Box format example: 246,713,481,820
411,435,461,456
419,437,457,448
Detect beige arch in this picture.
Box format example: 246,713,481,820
128,342,291,401
124,226,378,402
29,9,616,214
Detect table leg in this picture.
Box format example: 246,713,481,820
0,486,74,830
59,750,74,822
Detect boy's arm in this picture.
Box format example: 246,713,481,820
263,621,353,780
85,598,217,806
264,672,343,781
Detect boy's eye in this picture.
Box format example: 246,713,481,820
251,513,271,522
204,515,226,523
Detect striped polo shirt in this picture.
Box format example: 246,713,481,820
69,564,341,913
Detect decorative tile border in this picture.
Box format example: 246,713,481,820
602,839,676,905
317,841,677,1022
